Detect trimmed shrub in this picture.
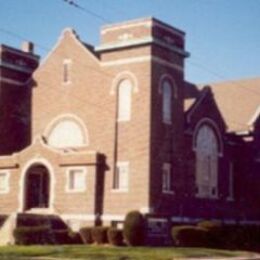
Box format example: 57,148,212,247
13,226,50,245
91,226,109,244
123,211,146,246
171,225,209,247
68,231,83,244
107,227,123,246
79,227,93,244
52,230,70,245
222,225,260,250
52,230,82,245
197,220,223,248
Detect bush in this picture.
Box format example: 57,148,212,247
13,226,50,245
171,225,209,247
52,230,70,245
123,211,146,246
52,230,82,245
107,228,123,246
68,231,83,244
79,227,93,244
91,226,109,244
222,225,260,250
197,220,223,248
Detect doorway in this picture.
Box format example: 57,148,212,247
24,164,50,210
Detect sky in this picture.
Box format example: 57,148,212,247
0,0,260,84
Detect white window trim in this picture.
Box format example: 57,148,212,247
65,167,87,193
162,163,173,194
162,81,172,125
195,190,218,200
44,114,89,149
112,161,129,192
194,124,219,200
0,170,10,194
117,80,132,122
195,174,219,199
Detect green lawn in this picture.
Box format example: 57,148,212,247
0,245,258,260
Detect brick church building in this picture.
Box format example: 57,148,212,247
0,17,259,237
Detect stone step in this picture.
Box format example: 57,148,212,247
0,215,8,228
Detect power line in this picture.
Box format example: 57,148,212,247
188,60,260,96
0,27,114,79
60,0,260,97
0,27,257,129
62,0,111,23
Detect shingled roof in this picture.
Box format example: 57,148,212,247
184,77,260,133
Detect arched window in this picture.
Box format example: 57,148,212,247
117,79,132,121
162,81,172,124
46,116,88,148
195,124,218,198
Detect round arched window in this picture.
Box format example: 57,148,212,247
195,124,218,198
162,80,172,124
46,116,88,148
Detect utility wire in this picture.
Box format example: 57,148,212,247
62,0,111,23
61,0,260,97
0,27,257,129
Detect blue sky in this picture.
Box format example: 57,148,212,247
0,0,260,84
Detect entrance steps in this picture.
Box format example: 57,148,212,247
0,213,17,245
0,212,68,245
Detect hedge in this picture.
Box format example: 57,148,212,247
107,227,123,246
13,226,51,245
91,226,109,244
123,211,146,246
197,221,260,250
13,226,82,245
197,220,223,248
171,225,209,247
79,227,93,244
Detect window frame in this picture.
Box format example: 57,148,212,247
45,114,89,149
162,163,174,194
65,167,87,193
195,124,219,199
0,171,10,194
113,161,129,192
227,161,235,201
63,59,72,85
162,80,173,125
117,79,132,122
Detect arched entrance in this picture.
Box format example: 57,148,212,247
24,164,50,210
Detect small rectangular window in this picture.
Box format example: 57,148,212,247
227,162,234,201
66,167,86,192
0,171,10,194
63,59,72,84
162,163,172,193
114,162,129,191
117,80,132,122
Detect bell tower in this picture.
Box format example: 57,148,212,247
0,42,39,155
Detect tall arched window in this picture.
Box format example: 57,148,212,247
117,79,132,121
46,116,88,148
195,124,218,198
162,81,172,124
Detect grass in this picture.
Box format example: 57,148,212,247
0,245,258,260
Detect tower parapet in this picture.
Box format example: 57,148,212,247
0,42,39,155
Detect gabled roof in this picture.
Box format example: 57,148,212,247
207,77,260,132
40,28,100,67
184,77,260,133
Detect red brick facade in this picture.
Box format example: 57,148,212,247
0,17,259,232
